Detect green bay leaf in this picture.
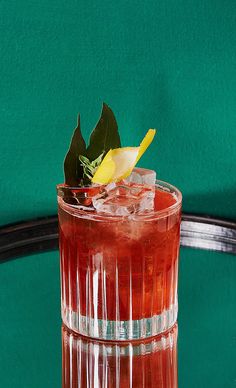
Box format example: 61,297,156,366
64,115,86,186
86,103,121,161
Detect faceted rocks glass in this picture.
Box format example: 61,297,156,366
57,180,182,340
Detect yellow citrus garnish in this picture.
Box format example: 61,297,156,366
92,129,156,184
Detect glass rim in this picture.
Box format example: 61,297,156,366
57,180,182,221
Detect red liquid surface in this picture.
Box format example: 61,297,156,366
58,188,181,321
62,324,178,388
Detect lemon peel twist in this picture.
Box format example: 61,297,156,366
92,129,156,184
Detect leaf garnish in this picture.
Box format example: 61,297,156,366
63,103,121,186
86,103,121,161
64,115,86,186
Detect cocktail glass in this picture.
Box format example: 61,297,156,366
57,180,182,340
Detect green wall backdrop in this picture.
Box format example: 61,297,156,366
0,3,236,388
0,0,236,224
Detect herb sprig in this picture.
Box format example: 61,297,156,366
79,153,104,181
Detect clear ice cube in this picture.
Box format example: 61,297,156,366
92,181,155,216
125,167,156,185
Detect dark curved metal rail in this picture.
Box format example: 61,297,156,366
0,214,235,263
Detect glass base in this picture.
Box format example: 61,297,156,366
62,303,178,340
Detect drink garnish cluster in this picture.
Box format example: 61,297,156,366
63,102,155,187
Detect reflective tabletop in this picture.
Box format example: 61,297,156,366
0,247,235,387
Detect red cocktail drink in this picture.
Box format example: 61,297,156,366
57,179,181,340
62,324,178,388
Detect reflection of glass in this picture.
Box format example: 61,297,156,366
57,182,182,340
62,324,178,387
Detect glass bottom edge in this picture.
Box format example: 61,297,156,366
62,303,178,341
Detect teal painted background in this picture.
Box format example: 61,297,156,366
0,0,236,224
0,2,236,388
